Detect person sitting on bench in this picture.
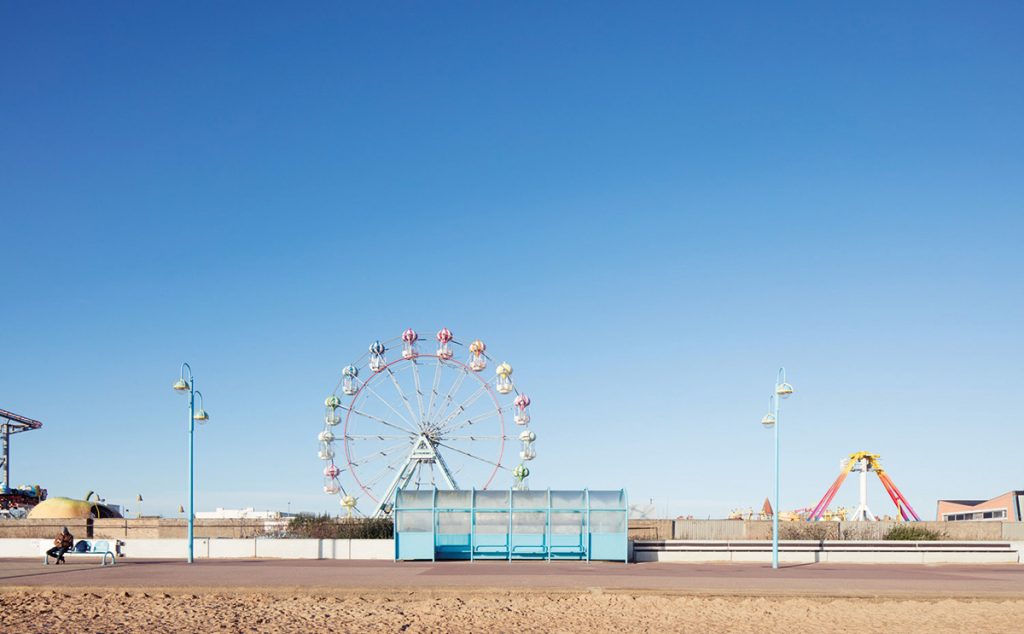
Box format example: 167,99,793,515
46,527,74,564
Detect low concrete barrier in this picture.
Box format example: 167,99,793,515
350,539,395,560
209,539,256,558
255,538,320,559
0,537,396,560
633,540,1023,564
124,538,210,559
3,537,1021,564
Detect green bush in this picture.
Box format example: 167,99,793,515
778,522,836,540
286,514,393,539
883,524,943,541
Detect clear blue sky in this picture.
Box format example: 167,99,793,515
2,2,1021,519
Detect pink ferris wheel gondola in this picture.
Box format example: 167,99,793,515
401,329,419,359
436,327,454,360
514,394,531,425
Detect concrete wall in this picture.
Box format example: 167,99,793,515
627,520,674,540
671,520,771,540
665,519,1015,541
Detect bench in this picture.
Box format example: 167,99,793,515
42,539,120,566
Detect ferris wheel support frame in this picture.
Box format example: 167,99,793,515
373,434,459,518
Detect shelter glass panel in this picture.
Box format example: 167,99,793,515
397,489,434,509
550,510,585,534
474,510,510,534
396,510,432,532
550,490,585,509
512,490,548,509
435,490,472,509
589,490,626,509
590,510,626,533
437,511,471,533
512,511,546,534
475,490,510,509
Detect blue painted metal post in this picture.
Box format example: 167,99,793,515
188,380,195,564
585,488,591,563
175,362,197,565
771,391,780,570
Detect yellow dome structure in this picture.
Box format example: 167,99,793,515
27,492,122,519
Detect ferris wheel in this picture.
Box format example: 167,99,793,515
318,328,536,518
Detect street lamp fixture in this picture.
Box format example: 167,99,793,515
193,391,209,424
173,362,210,564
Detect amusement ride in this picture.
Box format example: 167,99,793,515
318,328,536,518
807,451,920,522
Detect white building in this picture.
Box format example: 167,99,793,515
195,507,284,520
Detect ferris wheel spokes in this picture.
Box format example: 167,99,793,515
424,356,445,424
430,363,470,428
341,405,417,437
347,441,414,468
361,449,419,492
435,440,507,470
432,380,495,433
441,407,504,435
353,379,419,433
385,366,421,427
409,358,428,426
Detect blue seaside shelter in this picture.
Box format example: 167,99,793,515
394,488,628,562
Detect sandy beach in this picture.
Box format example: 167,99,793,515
3,559,1024,632
2,587,1024,633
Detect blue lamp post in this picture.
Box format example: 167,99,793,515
173,363,210,564
761,367,793,570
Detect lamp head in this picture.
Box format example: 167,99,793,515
173,378,190,393
761,413,776,428
193,408,210,424
775,382,794,399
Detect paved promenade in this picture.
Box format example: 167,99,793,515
2,559,1022,598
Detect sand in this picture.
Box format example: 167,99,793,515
2,587,1023,633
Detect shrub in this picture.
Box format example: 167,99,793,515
883,524,943,541
286,514,393,539
778,522,836,540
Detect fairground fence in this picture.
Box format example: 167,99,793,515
2,518,1024,542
